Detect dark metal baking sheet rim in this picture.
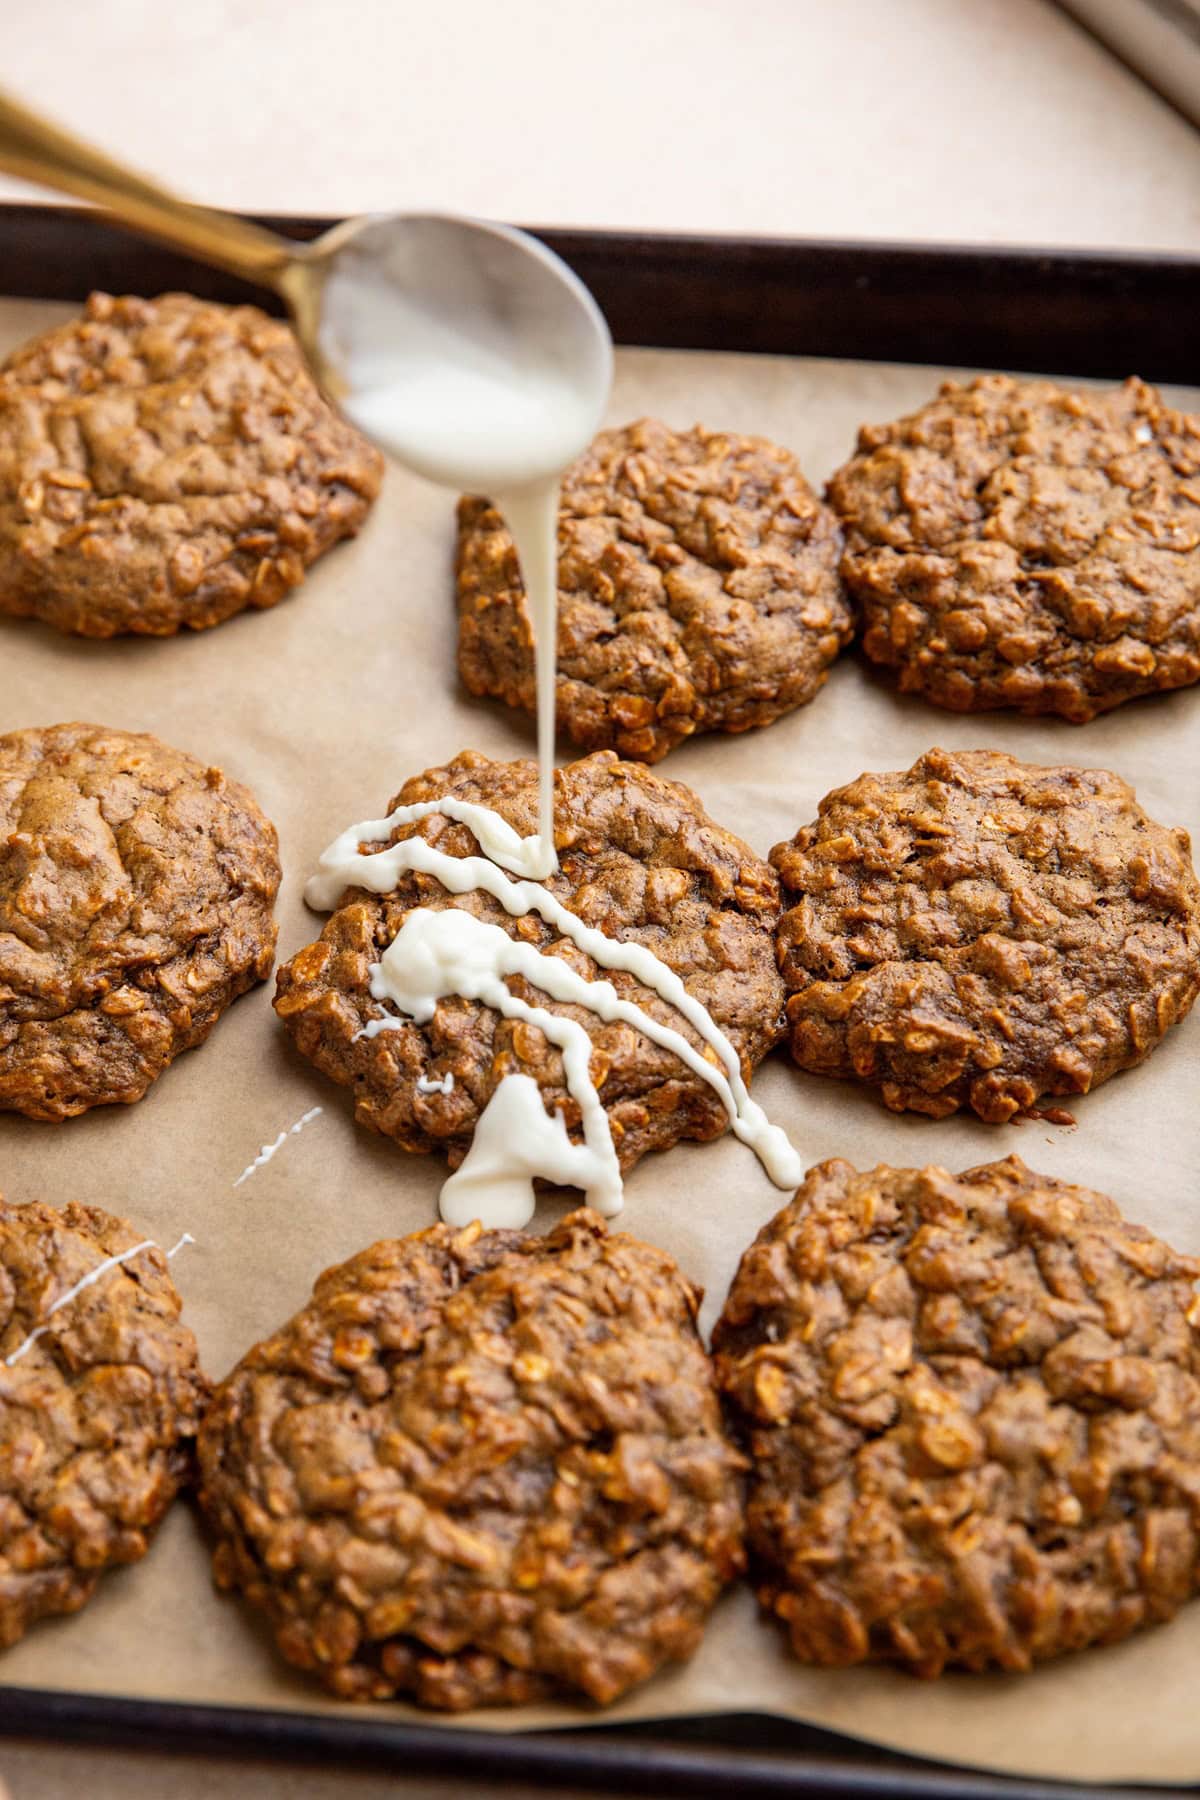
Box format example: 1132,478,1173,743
0,1687,1155,1798
0,202,1196,1796
0,200,1198,380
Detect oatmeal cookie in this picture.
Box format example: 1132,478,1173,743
0,721,281,1120
828,375,1200,720
198,1207,743,1707
714,1155,1200,1677
772,747,1200,1121
0,291,383,637
275,748,785,1171
457,418,850,762
0,1196,207,1650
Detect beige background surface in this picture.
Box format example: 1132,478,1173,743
0,0,1198,250
2,1,1199,1796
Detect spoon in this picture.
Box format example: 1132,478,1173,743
0,87,613,488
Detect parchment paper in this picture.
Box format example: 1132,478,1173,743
1,294,1198,1785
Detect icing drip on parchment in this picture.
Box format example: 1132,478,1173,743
232,1106,324,1189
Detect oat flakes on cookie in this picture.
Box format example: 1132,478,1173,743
772,747,1200,1121
828,375,1200,720
198,1207,744,1708
0,1196,208,1650
457,418,851,762
0,722,281,1120
0,292,383,637
275,748,785,1172
714,1154,1200,1677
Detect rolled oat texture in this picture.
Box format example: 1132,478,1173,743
199,1208,744,1707
714,1155,1200,1677
0,1197,208,1650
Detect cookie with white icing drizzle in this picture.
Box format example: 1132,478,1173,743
274,749,789,1208
0,1195,208,1651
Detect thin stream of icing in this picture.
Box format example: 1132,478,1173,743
497,480,560,880
4,1232,195,1369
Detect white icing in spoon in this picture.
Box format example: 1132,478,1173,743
4,1231,195,1368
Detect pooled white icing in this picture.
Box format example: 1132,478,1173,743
232,1107,324,1188
440,1073,609,1229
4,1231,195,1368
415,1072,455,1095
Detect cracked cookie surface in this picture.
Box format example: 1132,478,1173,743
275,748,785,1173
0,1196,208,1650
0,721,281,1119
714,1155,1200,1677
771,746,1200,1121
198,1207,744,1708
0,291,383,637
827,375,1200,720
457,418,850,762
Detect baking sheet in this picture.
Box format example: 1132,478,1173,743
0,293,1198,1786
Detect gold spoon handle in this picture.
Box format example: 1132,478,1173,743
0,87,296,289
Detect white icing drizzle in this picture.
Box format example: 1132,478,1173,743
416,1072,455,1095
306,793,553,893
365,909,622,1223
4,1231,195,1368
232,1107,324,1188
306,804,804,1226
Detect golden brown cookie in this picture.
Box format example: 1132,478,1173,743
714,1155,1200,1677
0,292,383,637
0,722,281,1119
275,748,785,1172
198,1208,744,1708
457,418,850,762
0,1196,208,1651
828,375,1200,720
771,747,1200,1121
